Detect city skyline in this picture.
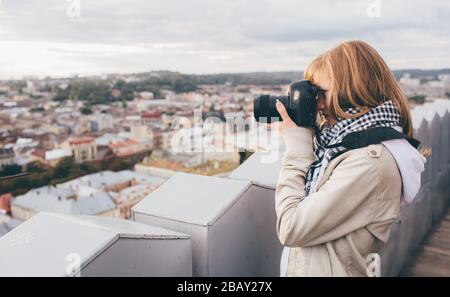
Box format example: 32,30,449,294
0,0,449,79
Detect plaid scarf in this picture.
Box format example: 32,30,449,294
302,100,401,200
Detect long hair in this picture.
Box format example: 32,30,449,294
304,40,413,137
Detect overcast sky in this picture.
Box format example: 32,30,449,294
0,0,449,79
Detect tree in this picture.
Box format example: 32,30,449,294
29,107,45,112
80,162,101,174
107,159,129,171
80,106,93,115
408,95,426,105
54,157,75,178
53,87,70,101
26,161,47,173
0,164,22,177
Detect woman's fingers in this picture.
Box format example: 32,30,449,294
276,100,295,125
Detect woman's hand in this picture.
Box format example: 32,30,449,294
274,100,298,133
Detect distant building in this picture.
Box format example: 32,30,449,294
109,139,151,157
139,91,154,100
31,149,46,163
113,184,158,219
11,170,166,221
438,74,450,82
151,129,164,150
45,148,73,166
31,148,72,167
13,138,39,153
136,99,156,112
88,113,113,132
165,151,203,168
95,133,128,146
125,115,141,128
399,74,421,87
11,187,119,221
427,80,445,88
0,148,15,169
141,110,162,126
69,137,98,163
130,125,153,143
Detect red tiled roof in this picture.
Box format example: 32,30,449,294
69,137,95,145
109,139,139,149
32,149,46,158
141,110,162,118
114,148,138,157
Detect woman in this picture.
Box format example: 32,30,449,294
275,40,426,277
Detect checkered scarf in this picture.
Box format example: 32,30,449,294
302,100,401,200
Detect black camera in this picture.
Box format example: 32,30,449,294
253,80,318,128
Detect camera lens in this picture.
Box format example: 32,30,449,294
253,95,289,123
253,80,318,128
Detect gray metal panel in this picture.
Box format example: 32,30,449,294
415,119,431,185
411,99,450,128
447,112,450,164
132,172,251,226
441,112,450,166
81,238,192,277
412,187,433,246
133,180,282,276
51,213,190,239
379,216,401,277
229,151,283,188
208,185,282,276
134,211,208,276
0,212,117,276
396,203,415,271
430,114,441,174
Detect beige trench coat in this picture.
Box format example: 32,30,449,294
276,126,401,276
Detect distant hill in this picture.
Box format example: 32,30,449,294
121,68,450,86
3,69,450,86
391,69,450,80
112,70,303,86
3,68,450,105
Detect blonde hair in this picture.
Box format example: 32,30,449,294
304,40,413,137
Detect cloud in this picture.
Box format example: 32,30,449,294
0,0,448,78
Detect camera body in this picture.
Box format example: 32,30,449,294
253,80,318,128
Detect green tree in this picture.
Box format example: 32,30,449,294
408,95,426,105
29,107,45,112
80,106,93,115
26,161,47,173
53,157,75,178
0,164,22,177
